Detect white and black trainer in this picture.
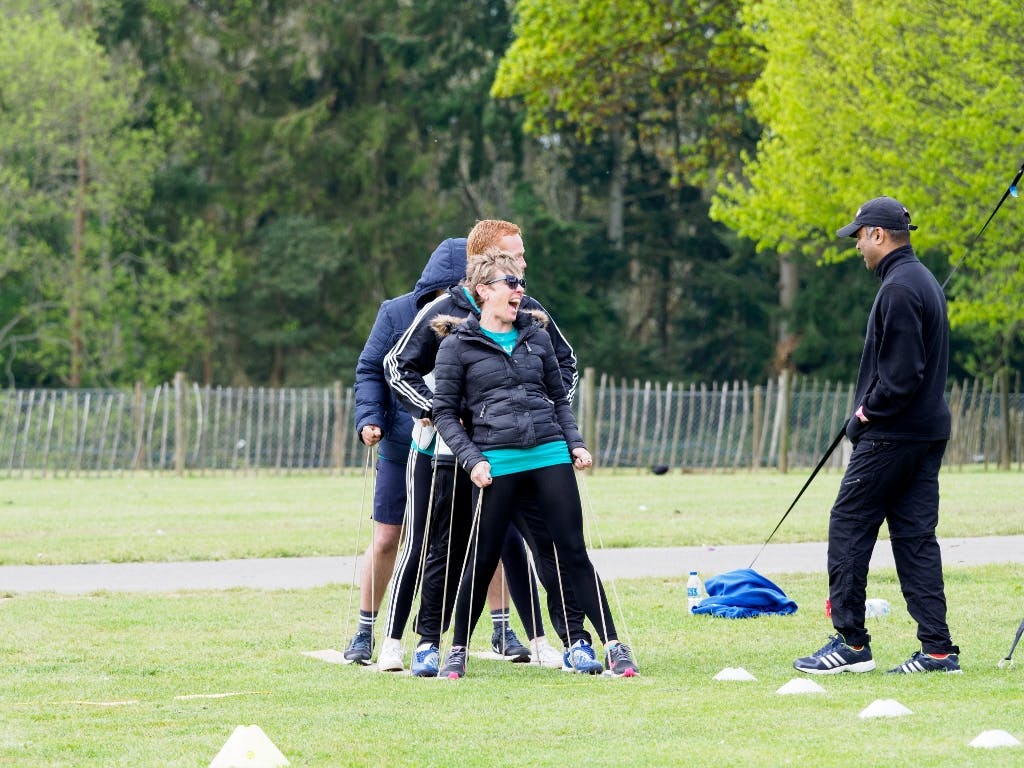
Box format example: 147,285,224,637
793,633,875,674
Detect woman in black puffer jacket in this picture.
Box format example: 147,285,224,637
431,248,638,680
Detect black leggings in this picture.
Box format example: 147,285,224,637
391,456,563,646
450,463,616,648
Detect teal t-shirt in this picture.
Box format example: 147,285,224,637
481,327,518,355
484,440,571,477
457,290,570,475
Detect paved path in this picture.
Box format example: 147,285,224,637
1,535,1021,594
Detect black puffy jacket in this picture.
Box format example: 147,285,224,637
385,285,578,420
430,310,585,473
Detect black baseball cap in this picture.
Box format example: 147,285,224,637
837,196,918,238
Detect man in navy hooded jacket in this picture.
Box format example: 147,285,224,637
343,243,456,663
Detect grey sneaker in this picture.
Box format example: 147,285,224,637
440,646,468,679
342,630,373,665
491,626,531,662
605,642,639,677
887,651,962,674
793,634,875,674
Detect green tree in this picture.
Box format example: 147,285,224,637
492,0,759,185
0,6,187,386
712,0,1024,376
100,0,476,385
490,0,770,380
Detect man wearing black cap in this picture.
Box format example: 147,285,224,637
794,196,961,675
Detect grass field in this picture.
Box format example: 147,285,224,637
1,470,1023,766
0,467,1022,565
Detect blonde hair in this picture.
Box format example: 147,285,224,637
466,219,522,256
464,247,522,303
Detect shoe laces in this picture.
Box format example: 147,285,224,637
350,631,372,650
812,635,845,657
608,642,633,665
570,641,596,662
497,626,521,648
447,646,467,666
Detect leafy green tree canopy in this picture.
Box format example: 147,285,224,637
712,0,1023,334
492,0,760,186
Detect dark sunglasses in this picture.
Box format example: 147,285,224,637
484,275,527,291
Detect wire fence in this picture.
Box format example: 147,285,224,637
577,370,1024,472
1,370,1021,476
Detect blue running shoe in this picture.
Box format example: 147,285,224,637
563,639,604,675
793,634,875,674
411,643,439,677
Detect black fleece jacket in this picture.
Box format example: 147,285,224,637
845,244,951,444
430,311,585,473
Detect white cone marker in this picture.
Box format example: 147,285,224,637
969,730,1021,749
209,725,289,767
776,678,826,695
858,698,912,718
713,667,756,681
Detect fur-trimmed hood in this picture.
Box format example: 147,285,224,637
430,308,549,339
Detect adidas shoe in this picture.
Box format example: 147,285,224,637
410,643,439,677
376,638,404,672
342,630,374,665
530,638,565,669
793,634,875,674
605,641,639,677
887,651,962,674
491,626,531,662
440,646,468,679
563,639,604,675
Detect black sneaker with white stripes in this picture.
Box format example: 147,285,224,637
793,634,875,674
342,630,374,665
887,651,961,674
491,626,531,663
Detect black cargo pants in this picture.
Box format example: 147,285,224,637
827,438,958,654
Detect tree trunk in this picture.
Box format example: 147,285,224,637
607,129,624,249
778,251,798,357
774,252,799,473
70,138,87,387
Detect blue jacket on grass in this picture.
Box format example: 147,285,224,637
691,568,798,619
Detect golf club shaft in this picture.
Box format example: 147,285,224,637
941,159,1024,291
1005,617,1024,661
748,426,846,568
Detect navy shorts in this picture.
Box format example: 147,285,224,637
372,457,408,526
